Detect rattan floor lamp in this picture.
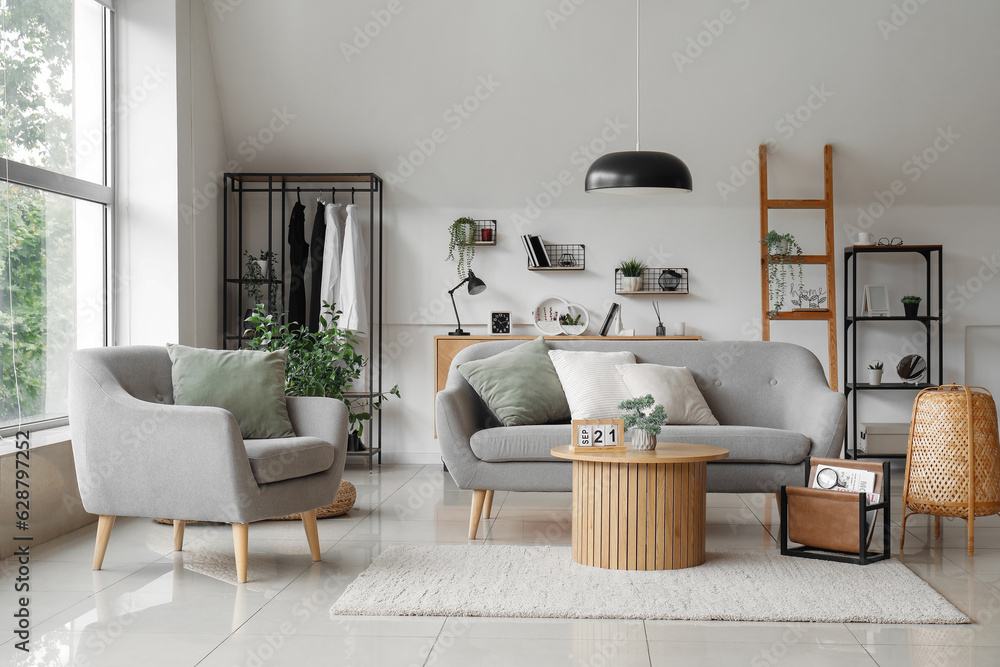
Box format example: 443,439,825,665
900,385,1000,555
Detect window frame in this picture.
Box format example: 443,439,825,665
1,0,116,436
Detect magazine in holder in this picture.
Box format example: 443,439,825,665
780,456,891,565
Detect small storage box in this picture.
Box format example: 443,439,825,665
859,422,910,455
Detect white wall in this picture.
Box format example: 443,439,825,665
117,0,227,347
193,0,999,463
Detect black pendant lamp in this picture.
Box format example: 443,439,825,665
585,1,692,195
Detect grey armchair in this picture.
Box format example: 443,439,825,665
68,346,348,583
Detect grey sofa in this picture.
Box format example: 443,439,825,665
435,340,847,538
69,346,349,582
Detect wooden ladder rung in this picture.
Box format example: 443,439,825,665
763,254,830,264
768,311,835,321
766,198,829,209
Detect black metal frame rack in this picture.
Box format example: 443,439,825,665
843,244,943,460
223,172,385,471
614,267,690,295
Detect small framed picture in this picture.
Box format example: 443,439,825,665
863,285,890,317
490,311,511,335
570,418,626,453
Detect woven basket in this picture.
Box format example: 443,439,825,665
154,480,356,525
900,385,1000,555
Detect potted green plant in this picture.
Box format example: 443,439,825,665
243,250,279,316
447,217,477,278
618,258,647,292
901,295,922,318
760,231,804,316
867,360,884,386
558,311,587,336
244,303,400,443
618,394,668,451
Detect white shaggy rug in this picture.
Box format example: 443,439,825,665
331,545,968,624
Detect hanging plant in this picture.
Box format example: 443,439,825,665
447,217,477,278
760,231,804,317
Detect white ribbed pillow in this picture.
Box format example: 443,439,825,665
548,350,636,419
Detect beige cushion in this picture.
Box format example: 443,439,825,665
617,363,720,426
548,350,636,419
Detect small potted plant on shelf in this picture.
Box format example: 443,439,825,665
618,258,647,292
760,231,804,317
244,302,401,450
867,360,884,386
618,394,668,451
447,217,477,278
243,250,279,317
901,295,922,318
558,311,587,336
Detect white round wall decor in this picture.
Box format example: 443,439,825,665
559,302,590,336
533,296,569,335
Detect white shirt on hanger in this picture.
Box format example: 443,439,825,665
318,202,344,330
338,203,368,337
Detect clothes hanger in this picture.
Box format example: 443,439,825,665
351,187,355,205
296,187,301,204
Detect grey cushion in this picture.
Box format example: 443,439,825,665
243,436,334,484
470,424,809,465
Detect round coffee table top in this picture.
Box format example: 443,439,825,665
551,443,729,464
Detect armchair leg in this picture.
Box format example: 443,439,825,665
173,520,185,551
301,509,322,562
93,515,116,571
483,490,495,520
469,489,487,540
233,523,249,583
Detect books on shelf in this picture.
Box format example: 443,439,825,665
521,235,551,268
599,303,620,336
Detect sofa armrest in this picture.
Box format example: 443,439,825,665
786,386,848,460
286,396,349,448
436,382,489,489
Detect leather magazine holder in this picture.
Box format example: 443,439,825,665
780,456,891,565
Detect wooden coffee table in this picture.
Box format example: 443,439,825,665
551,443,729,570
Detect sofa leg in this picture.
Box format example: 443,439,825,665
301,509,322,562
173,520,185,551
233,523,249,583
469,490,487,540
93,515,116,571
483,490,495,520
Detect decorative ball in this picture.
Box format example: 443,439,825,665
896,354,927,384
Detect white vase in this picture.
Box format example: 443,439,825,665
621,276,642,292
868,369,883,386
256,259,268,275
631,430,657,451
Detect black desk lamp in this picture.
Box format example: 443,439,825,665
448,271,486,336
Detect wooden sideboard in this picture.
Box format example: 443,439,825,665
433,335,702,436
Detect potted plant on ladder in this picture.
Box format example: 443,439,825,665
761,231,804,317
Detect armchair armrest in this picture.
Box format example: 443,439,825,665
70,359,260,522
286,396,348,482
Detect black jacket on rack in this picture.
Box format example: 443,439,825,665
307,201,326,332
287,200,308,326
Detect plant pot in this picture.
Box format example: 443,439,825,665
776,239,791,255
621,276,642,292
256,259,268,275
631,430,657,451
868,369,883,386
903,302,919,318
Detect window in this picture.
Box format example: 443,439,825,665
2,0,114,433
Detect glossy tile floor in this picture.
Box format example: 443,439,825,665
3,462,1000,666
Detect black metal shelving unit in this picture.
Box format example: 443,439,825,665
843,244,943,459
223,172,385,471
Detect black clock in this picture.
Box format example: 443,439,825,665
491,311,511,335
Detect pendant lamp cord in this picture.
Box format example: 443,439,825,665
635,0,640,151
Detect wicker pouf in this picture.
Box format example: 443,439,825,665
900,385,1000,555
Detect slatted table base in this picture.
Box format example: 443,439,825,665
571,460,707,570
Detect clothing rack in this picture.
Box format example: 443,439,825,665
223,172,385,471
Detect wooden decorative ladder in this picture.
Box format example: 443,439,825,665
759,144,838,391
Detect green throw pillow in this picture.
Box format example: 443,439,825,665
458,337,571,426
166,344,295,439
